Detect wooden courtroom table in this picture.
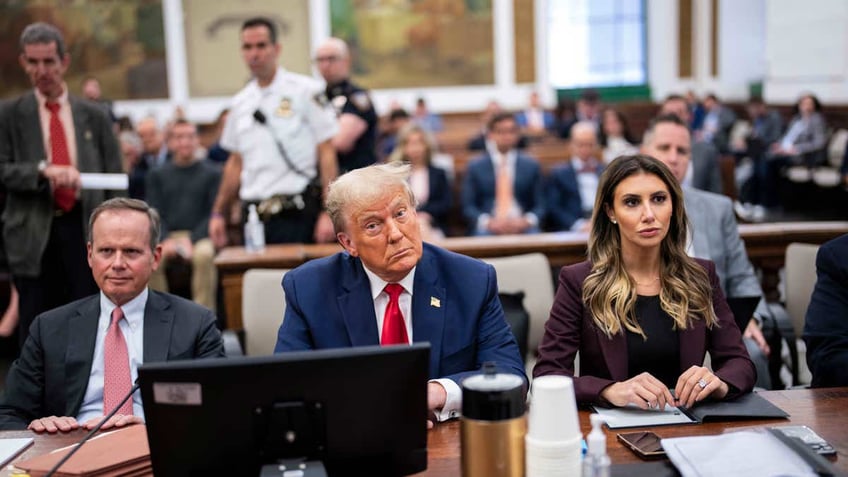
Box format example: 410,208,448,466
2,388,844,476
215,221,848,331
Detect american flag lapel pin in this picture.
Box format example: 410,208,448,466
430,297,441,308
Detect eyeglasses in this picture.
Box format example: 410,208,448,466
314,55,340,64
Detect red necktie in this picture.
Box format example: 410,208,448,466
381,284,409,345
103,307,133,416
45,101,76,211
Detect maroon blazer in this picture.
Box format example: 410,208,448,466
533,259,755,404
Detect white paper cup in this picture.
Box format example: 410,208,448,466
525,436,582,477
527,375,581,442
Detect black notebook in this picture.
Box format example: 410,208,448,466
594,392,789,429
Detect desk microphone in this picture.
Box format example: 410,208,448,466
44,381,141,477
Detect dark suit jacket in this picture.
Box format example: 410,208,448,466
691,141,723,195
0,93,123,277
274,243,526,385
417,165,451,235
461,152,545,233
0,291,225,429
533,259,756,404
545,162,602,231
803,234,848,387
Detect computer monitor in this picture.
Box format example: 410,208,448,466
138,344,429,476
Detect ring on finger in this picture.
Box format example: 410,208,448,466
697,378,708,389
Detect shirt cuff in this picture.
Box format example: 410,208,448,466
430,378,462,422
570,218,587,231
476,214,491,234
524,213,538,228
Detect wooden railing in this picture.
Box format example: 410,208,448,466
214,221,848,331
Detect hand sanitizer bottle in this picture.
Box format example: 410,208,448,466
582,414,610,477
244,204,265,253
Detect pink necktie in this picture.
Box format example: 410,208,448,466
494,156,514,219
44,101,76,211
103,307,133,415
381,284,409,345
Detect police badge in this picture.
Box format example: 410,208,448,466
276,97,293,117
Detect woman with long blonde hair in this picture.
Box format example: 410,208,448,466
388,123,451,237
534,154,754,409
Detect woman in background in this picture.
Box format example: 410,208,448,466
598,108,638,164
389,123,451,238
534,155,755,408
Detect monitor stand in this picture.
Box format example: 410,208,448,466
259,459,327,477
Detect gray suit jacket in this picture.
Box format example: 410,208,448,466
0,290,225,430
0,92,123,277
691,141,723,195
685,187,768,319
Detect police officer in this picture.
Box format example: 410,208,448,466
209,17,338,246
315,38,378,173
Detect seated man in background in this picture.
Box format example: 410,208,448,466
642,114,773,389
660,94,723,195
146,119,221,311
275,163,526,426
0,198,224,432
545,121,603,232
515,91,555,137
803,233,848,387
699,93,737,154
462,112,545,236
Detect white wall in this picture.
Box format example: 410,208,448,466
764,0,848,103
647,0,767,102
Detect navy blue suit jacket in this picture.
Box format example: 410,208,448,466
461,152,545,233
545,162,602,231
418,165,451,234
804,234,848,387
274,243,526,385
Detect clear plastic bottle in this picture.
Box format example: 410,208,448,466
582,414,610,477
244,204,266,253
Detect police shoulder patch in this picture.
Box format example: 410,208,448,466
350,92,372,112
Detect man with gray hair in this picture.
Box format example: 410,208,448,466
0,22,123,347
275,163,526,427
0,198,224,431
315,37,378,172
545,121,603,232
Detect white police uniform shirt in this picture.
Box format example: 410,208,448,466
221,67,338,201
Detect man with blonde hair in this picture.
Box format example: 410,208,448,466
275,163,526,426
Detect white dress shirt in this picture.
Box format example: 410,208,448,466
77,289,148,423
362,265,462,421
570,157,600,231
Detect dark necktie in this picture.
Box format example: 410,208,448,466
381,284,409,345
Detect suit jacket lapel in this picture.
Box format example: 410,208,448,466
65,297,101,416
594,320,629,381
143,291,174,362
22,93,46,165
411,251,445,376
70,98,93,173
679,321,706,369
338,257,380,346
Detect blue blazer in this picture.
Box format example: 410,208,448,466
275,243,526,385
803,234,848,387
461,152,545,233
515,110,555,131
418,165,451,234
545,162,602,231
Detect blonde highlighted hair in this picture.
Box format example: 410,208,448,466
387,122,437,166
583,154,718,338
